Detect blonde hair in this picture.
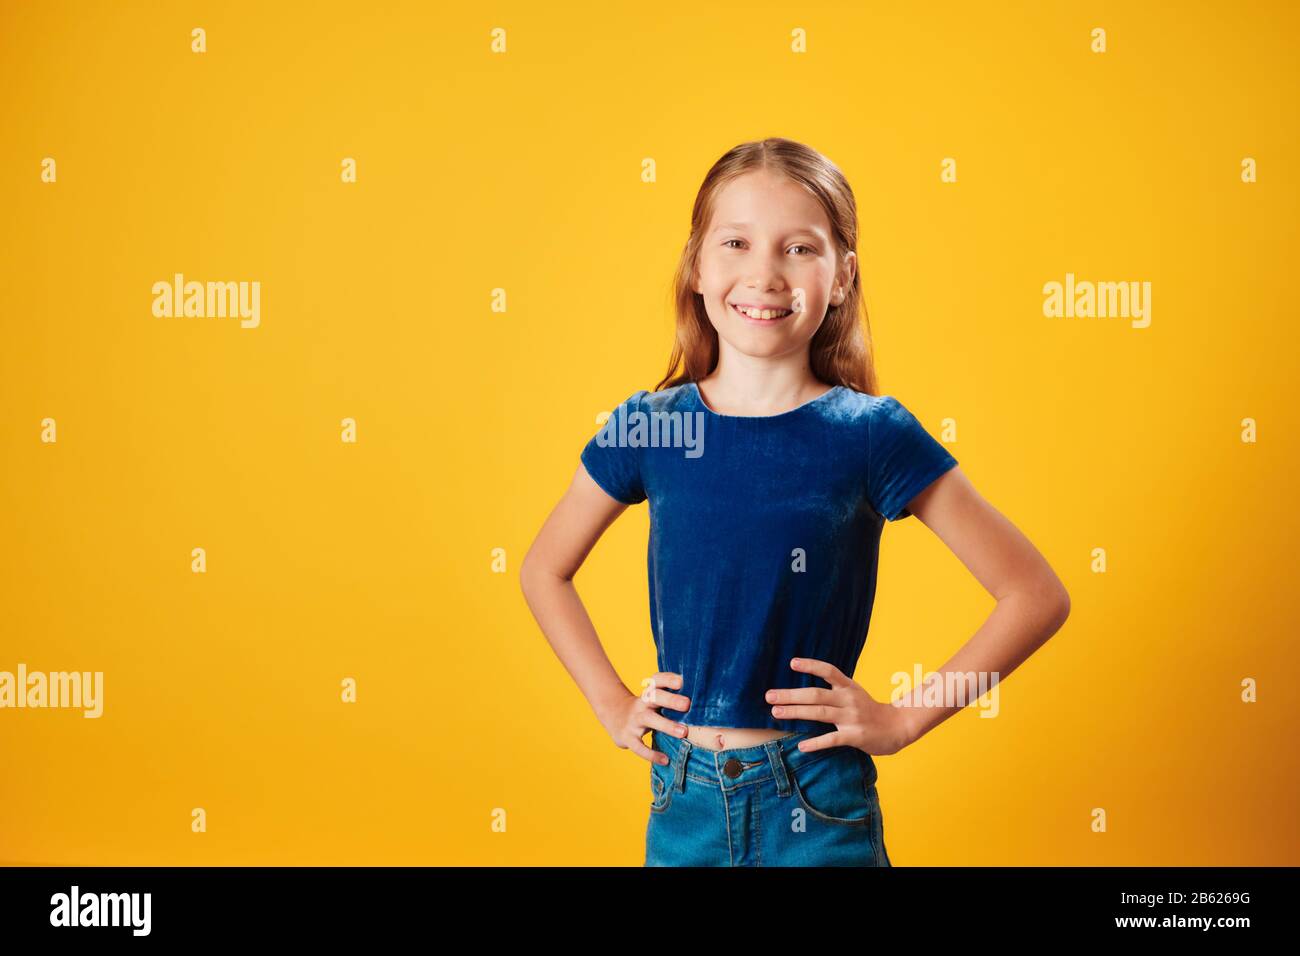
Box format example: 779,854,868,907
655,137,878,395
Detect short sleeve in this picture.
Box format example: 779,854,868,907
867,395,958,521
580,390,649,505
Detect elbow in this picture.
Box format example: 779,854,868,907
519,552,563,600
1008,575,1069,635
519,548,538,597
1046,580,1070,633
519,554,540,598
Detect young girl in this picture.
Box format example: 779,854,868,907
520,138,1070,867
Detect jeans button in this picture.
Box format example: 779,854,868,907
722,758,743,778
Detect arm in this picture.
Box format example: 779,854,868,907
519,465,690,763
893,464,1071,746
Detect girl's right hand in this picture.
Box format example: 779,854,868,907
601,673,691,765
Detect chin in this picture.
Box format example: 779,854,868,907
722,335,796,359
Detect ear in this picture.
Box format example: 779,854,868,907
833,251,857,305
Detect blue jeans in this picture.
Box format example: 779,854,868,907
645,728,892,866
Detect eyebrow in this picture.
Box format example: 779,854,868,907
710,221,828,241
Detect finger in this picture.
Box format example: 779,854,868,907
629,737,669,765
643,712,689,739
771,702,841,723
790,656,849,688
639,672,686,704
796,730,848,753
643,686,691,713
766,686,833,706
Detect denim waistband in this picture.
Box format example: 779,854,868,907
649,728,876,796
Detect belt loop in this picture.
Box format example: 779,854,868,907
766,738,791,797
673,735,691,792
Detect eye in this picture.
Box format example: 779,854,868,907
721,239,817,255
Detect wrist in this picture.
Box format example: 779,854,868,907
592,685,634,726
894,700,927,749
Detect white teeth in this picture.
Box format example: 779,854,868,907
735,304,792,320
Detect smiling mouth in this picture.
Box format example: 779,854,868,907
730,302,794,321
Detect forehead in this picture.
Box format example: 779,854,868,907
708,170,831,236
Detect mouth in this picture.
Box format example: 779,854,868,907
730,302,795,323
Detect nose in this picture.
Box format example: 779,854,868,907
743,251,789,292
744,270,787,293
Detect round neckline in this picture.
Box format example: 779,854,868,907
689,380,842,420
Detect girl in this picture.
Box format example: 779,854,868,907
520,138,1070,867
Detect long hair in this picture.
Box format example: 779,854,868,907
654,137,879,395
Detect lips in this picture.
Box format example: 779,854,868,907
730,302,794,321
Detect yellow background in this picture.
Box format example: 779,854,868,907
2,0,1296,865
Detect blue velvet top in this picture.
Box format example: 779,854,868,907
580,380,958,733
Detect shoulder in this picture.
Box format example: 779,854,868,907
824,389,940,453
639,381,695,414
835,387,922,420
596,382,694,422
817,385,896,423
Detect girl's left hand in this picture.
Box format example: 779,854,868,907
766,657,915,756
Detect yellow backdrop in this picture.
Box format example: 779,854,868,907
2,0,1296,865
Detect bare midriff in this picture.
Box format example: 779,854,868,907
683,725,792,752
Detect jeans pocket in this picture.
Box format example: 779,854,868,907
871,787,892,866
649,750,673,813
789,749,874,827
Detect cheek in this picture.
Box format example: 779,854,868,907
791,288,825,315
702,269,733,298
789,271,827,302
